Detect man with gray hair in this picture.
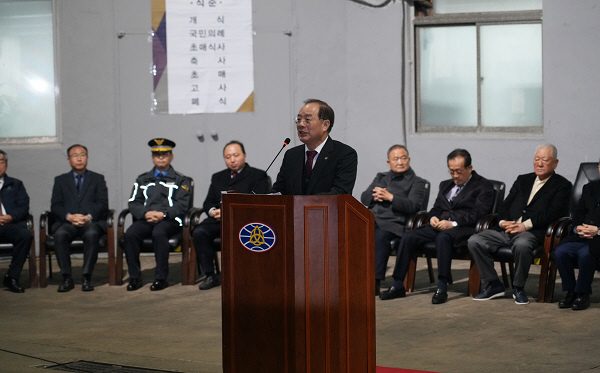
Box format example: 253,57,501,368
0,150,32,293
468,144,572,304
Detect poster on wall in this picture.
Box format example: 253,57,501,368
151,0,254,114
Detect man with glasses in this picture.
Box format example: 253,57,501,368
271,99,357,195
123,138,191,291
468,144,572,305
380,149,494,304
360,144,427,295
50,144,109,292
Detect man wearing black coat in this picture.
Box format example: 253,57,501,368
0,150,32,293
553,164,600,310
468,144,572,305
271,99,357,196
50,144,108,292
193,140,269,290
380,149,494,304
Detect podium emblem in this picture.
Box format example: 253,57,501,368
239,222,276,252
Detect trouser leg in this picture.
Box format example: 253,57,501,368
374,226,397,281
553,241,579,292
192,220,220,275
152,220,181,280
392,225,437,288
0,225,32,280
81,223,104,276
575,243,596,294
53,223,78,276
510,231,538,288
124,221,154,280
435,230,458,283
467,229,510,285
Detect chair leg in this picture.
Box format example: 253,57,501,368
48,253,53,279
508,263,515,288
404,256,418,292
214,252,221,275
468,260,481,297
500,262,510,288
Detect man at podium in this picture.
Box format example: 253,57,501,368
271,99,357,195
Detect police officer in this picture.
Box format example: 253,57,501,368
123,138,192,291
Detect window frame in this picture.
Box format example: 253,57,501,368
0,0,61,145
414,10,543,134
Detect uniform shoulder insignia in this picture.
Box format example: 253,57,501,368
181,185,190,192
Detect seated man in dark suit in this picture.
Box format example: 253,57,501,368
193,140,269,290
360,144,426,295
553,161,600,311
380,149,494,304
51,144,109,292
0,150,32,293
271,98,357,195
468,144,572,305
124,138,192,291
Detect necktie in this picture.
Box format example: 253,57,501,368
305,150,317,177
231,171,237,178
76,175,83,194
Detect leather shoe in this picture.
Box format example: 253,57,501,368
199,274,220,290
379,286,406,300
82,278,94,292
558,291,576,309
150,279,169,291
3,276,24,293
58,277,75,293
572,294,590,311
432,288,448,304
127,278,143,291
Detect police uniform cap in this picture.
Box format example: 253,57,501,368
148,138,176,153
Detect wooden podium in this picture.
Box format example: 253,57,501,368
221,194,375,373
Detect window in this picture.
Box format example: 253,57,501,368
0,0,57,143
415,2,542,133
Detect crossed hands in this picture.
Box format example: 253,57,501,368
67,213,92,227
209,208,221,221
576,224,599,239
500,220,527,234
145,211,165,223
372,187,393,203
0,214,13,226
430,217,454,231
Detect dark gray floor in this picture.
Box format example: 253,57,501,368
1,254,600,373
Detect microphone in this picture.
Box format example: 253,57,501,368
251,138,291,194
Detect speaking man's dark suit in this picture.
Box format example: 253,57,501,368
193,164,269,274
270,137,357,195
50,170,109,277
389,171,494,290
0,176,33,284
554,180,600,295
468,172,572,289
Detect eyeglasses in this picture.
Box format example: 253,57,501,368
294,116,322,125
448,169,465,175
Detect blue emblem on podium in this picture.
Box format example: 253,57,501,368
239,222,276,252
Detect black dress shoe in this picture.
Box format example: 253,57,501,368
58,277,75,293
198,274,220,290
3,276,24,293
432,288,448,304
379,286,406,300
127,278,143,291
572,294,590,311
82,278,94,292
558,291,576,309
150,279,169,291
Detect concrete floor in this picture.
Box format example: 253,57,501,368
1,254,600,373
